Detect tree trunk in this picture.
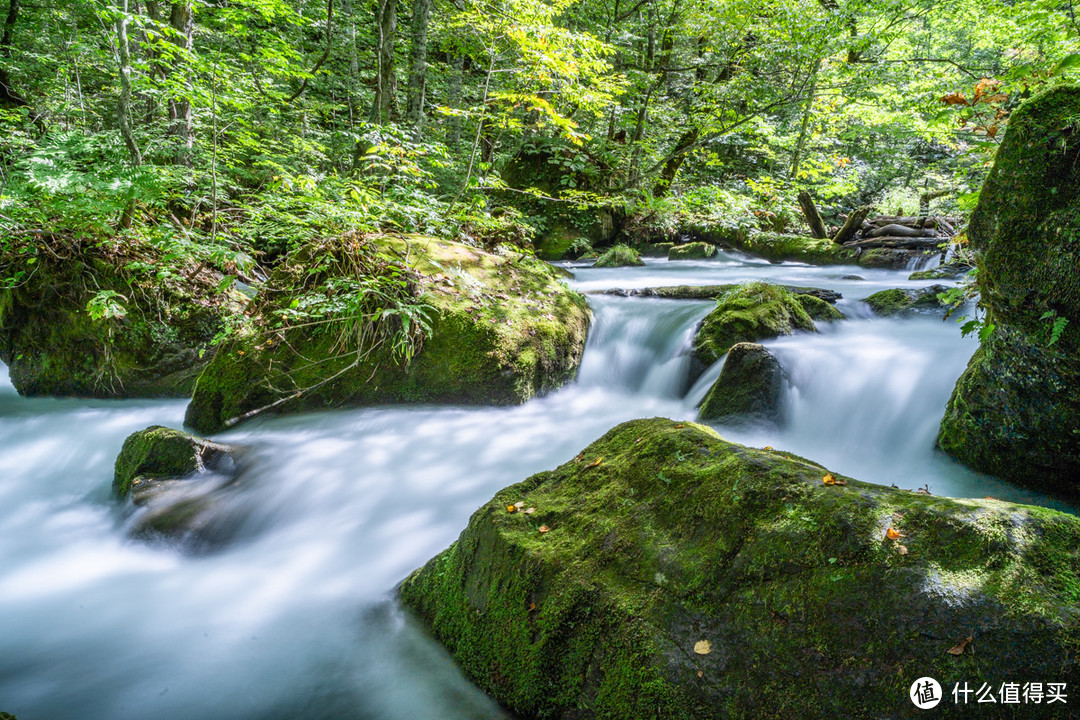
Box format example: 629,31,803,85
115,0,141,228
652,127,698,198
0,0,44,130
370,0,399,124
790,59,820,178
831,205,870,244
797,190,828,239
405,0,431,135
167,0,193,166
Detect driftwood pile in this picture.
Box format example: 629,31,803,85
796,191,960,251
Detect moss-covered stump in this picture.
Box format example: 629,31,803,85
909,260,973,281
114,425,234,498
186,235,591,434
0,242,240,398
698,343,785,423
668,242,717,260
400,418,1080,720
939,87,1080,491
864,285,949,316
593,244,645,267
693,282,816,366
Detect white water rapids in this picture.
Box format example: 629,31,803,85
0,250,1070,719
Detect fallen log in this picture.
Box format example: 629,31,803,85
867,223,938,239
842,236,949,250
832,205,871,245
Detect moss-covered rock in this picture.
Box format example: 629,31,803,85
593,244,645,267
939,86,1080,491
909,260,973,280
113,425,234,498
185,235,591,434
698,342,786,423
400,418,1080,720
795,293,845,321
724,232,859,264
864,285,949,316
856,248,936,269
641,242,675,256
693,282,816,366
668,242,716,260
597,285,842,304
0,244,240,398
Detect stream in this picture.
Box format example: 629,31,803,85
0,250,1070,719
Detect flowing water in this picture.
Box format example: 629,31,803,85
0,251,1070,719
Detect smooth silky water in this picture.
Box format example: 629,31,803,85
0,251,1069,719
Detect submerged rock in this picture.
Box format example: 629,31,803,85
693,282,816,366
864,285,949,316
668,242,716,260
0,245,240,398
401,418,1080,720
185,235,590,434
698,342,785,423
593,244,645,268
114,425,243,547
939,86,1080,492
909,260,973,280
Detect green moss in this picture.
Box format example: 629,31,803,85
401,418,1080,720
725,232,858,265
642,242,675,256
698,342,785,423
909,261,973,281
113,426,203,498
857,248,936,269
693,282,816,366
185,235,591,433
864,285,948,316
668,242,717,260
795,293,844,321
594,244,646,267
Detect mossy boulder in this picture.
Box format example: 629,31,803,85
693,282,816,366
593,244,645,267
600,285,842,304
795,293,845,321
909,260,973,281
724,232,859,264
400,418,1080,720
864,285,949,316
0,244,240,398
641,242,675,256
668,242,717,260
857,248,936,269
113,425,234,499
185,235,591,434
698,343,786,423
939,86,1080,491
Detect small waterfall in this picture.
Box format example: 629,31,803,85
906,251,941,272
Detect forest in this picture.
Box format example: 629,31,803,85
1,0,1080,717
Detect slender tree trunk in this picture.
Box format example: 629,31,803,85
370,0,399,124
790,59,820,178
652,127,698,197
797,190,828,239
446,52,464,147
0,0,45,130
167,0,194,166
115,0,141,229
405,0,431,135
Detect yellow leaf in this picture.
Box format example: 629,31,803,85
538,525,550,533
584,457,604,469
694,640,711,655
675,424,685,428
886,527,905,540
822,473,835,485
763,446,773,450
947,636,972,655
506,505,517,513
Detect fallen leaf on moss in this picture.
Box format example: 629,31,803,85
528,602,536,612
694,640,711,655
514,501,525,509
538,525,550,533
675,424,685,428
506,505,517,513
764,446,773,450
896,544,908,556
697,670,703,678
573,452,585,463
947,636,973,655
822,473,847,486
584,457,604,469
886,528,905,540
524,507,535,514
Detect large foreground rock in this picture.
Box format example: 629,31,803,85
186,236,590,433
400,418,1080,720
939,86,1080,493
0,243,239,398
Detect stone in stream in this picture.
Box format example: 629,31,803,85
939,86,1080,494
400,418,1080,720
863,285,950,316
908,260,973,280
698,342,786,423
114,425,245,547
185,235,591,434
593,244,645,268
693,282,817,366
667,242,716,260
